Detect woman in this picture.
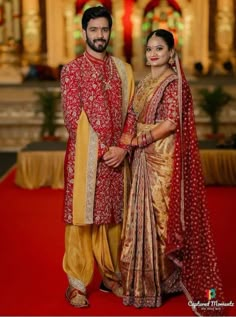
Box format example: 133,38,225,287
120,29,225,316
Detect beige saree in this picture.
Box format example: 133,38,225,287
121,73,181,307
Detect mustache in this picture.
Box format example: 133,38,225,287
94,39,106,43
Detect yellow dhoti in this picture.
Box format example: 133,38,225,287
63,223,122,292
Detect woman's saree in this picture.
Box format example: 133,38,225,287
121,71,225,316
121,124,181,307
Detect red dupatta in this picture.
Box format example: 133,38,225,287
166,56,226,316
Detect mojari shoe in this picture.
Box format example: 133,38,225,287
101,278,123,298
99,281,112,293
65,286,89,308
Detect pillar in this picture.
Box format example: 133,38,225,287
214,0,235,74
64,0,76,63
22,0,42,64
112,0,125,60
190,0,210,75
46,0,75,67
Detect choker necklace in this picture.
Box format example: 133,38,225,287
150,67,171,81
83,53,113,91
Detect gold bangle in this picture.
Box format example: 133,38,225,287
146,130,153,144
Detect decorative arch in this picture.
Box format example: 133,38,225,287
131,0,184,75
142,0,184,54
131,0,209,77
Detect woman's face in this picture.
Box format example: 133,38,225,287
146,35,173,67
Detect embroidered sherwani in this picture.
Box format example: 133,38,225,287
61,52,135,292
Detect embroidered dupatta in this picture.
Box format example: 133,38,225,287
167,57,225,316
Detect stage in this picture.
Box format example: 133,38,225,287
15,141,236,189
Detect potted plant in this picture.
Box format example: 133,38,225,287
35,88,61,140
198,86,233,138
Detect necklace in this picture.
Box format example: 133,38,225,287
150,67,172,83
133,68,172,115
83,53,113,91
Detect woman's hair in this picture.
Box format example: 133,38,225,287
82,6,112,30
146,29,174,50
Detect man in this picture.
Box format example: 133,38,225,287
60,6,135,308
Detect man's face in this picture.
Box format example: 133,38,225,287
83,17,111,53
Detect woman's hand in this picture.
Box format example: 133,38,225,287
120,133,138,147
131,137,138,146
120,134,132,145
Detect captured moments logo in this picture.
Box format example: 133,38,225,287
205,288,216,300
188,288,234,312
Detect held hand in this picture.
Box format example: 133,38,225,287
103,146,127,167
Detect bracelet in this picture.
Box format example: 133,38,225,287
138,130,154,148
146,130,154,144
142,132,147,147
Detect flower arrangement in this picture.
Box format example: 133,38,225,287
198,86,233,135
35,88,61,140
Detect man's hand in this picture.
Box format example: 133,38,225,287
103,146,127,168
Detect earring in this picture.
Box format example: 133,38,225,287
169,56,174,65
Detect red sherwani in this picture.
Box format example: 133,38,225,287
61,52,135,225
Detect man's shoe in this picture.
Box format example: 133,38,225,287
99,281,112,293
99,279,123,297
65,286,89,308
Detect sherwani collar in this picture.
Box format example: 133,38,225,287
84,50,110,65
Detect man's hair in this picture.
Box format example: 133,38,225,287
82,6,112,30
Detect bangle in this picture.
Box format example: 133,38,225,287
146,130,154,144
138,132,144,148
139,130,154,148
142,132,147,147
139,133,146,148
150,129,154,142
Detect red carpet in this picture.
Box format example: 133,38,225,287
0,168,235,316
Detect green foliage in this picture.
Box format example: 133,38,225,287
198,86,233,134
35,89,60,137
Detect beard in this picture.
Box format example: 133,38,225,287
86,35,110,53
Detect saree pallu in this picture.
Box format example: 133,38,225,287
121,123,181,307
